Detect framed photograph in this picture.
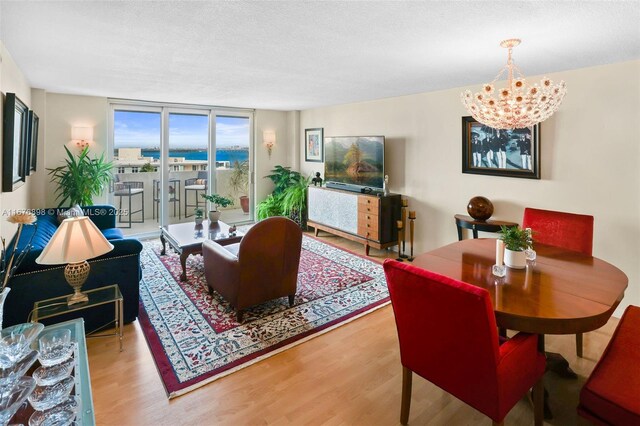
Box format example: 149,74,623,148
305,128,323,162
2,93,29,192
462,116,540,179
26,110,39,174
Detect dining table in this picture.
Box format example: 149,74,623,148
411,238,628,417
412,238,628,337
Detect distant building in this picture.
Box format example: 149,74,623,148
113,148,229,173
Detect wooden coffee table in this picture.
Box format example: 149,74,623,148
160,220,244,281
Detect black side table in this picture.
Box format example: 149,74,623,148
454,214,518,241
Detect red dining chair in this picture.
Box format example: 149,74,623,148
383,260,545,425
522,207,594,357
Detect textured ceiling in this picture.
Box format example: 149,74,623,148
1,1,639,110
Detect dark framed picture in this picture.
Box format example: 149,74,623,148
2,93,29,192
26,110,39,174
462,116,540,179
305,128,323,162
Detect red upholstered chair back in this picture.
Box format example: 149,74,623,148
522,207,594,255
383,260,502,416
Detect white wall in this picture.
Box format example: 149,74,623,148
0,42,33,241
299,60,640,315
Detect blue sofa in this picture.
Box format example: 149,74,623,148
3,205,143,332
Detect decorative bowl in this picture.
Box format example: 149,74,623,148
0,376,37,425
27,376,74,411
32,358,75,386
29,395,80,426
38,330,73,367
0,350,38,395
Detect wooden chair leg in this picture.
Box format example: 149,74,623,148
576,333,583,358
401,366,412,425
532,377,544,426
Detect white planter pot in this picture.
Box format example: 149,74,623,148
209,210,221,223
504,249,526,269
195,217,203,226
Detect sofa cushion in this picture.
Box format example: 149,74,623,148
579,305,640,425
101,228,124,241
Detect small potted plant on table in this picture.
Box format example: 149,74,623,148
499,225,532,269
201,193,233,223
194,208,205,225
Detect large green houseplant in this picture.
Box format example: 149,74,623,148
48,146,113,207
256,165,310,228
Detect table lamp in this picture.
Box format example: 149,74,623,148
36,217,114,305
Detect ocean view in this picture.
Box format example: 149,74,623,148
141,149,249,163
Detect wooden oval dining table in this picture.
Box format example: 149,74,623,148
411,238,628,337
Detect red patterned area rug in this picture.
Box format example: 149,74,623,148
138,235,389,398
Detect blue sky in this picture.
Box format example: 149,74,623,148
114,111,250,149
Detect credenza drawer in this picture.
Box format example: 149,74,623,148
358,211,379,224
358,196,380,211
357,225,380,241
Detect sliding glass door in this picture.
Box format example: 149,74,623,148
110,102,253,236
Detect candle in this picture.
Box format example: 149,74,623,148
396,220,404,229
496,239,504,266
408,210,416,219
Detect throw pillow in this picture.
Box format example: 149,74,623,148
195,179,206,185
57,204,85,224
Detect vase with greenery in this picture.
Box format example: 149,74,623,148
499,225,532,269
201,193,233,223
229,160,249,213
47,146,113,207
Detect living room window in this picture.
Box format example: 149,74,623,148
109,101,254,236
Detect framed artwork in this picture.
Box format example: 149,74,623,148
462,116,540,179
2,93,29,192
26,110,39,174
305,128,323,162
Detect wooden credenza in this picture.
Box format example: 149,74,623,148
307,186,401,255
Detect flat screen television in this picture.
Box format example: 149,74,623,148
324,136,385,192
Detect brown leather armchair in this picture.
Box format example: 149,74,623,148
202,217,303,322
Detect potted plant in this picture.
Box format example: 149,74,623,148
201,193,233,223
194,208,204,225
499,225,532,269
229,160,249,214
47,146,113,207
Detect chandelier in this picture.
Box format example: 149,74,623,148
461,39,567,130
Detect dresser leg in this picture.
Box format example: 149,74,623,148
365,243,370,256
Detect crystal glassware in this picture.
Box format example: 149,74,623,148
1,323,44,346
38,330,73,367
27,375,74,412
0,334,30,368
32,358,75,386
525,248,537,261
29,395,80,426
0,350,38,396
0,376,37,425
492,264,506,278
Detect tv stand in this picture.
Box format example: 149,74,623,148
307,186,401,256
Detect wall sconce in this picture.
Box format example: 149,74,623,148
263,130,276,159
72,126,93,149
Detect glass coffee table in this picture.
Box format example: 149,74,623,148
160,220,244,281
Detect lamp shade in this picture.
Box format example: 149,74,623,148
36,217,114,265
71,126,93,141
263,130,276,145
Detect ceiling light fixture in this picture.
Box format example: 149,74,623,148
461,39,567,130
